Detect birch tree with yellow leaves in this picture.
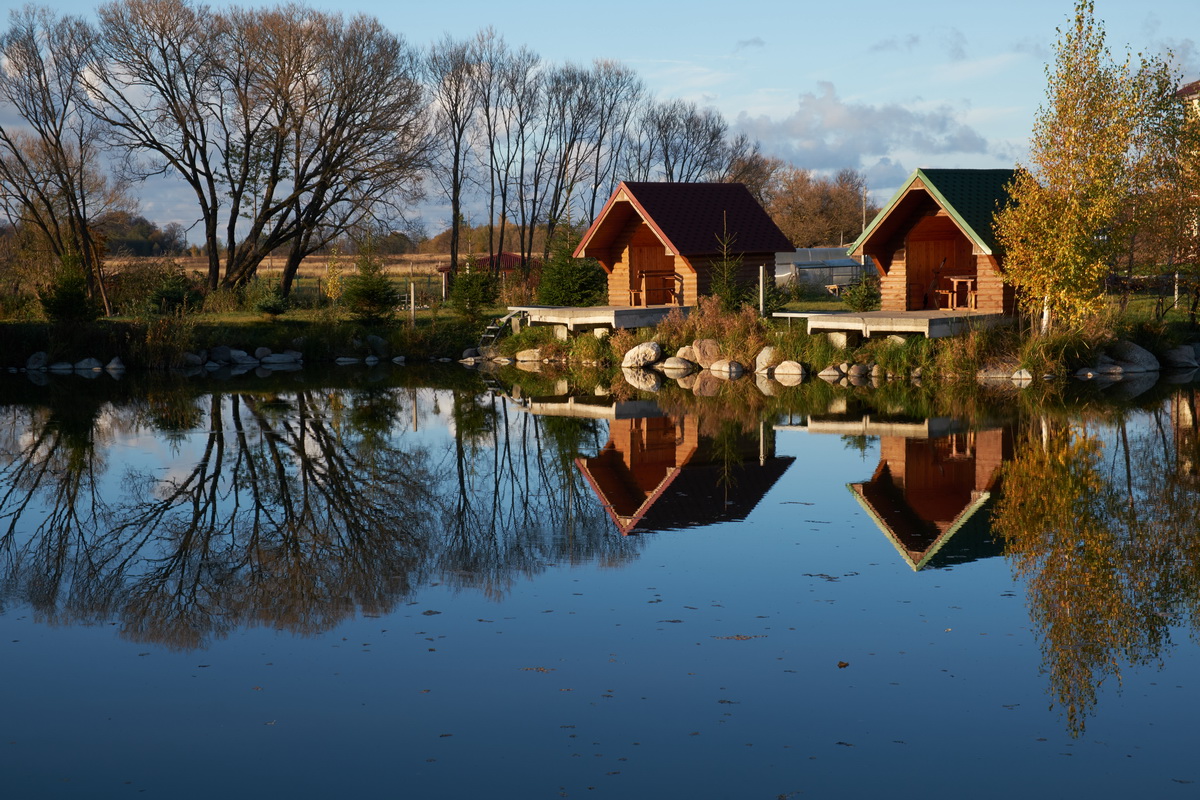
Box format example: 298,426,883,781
995,0,1200,333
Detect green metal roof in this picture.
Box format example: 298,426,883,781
850,168,1016,256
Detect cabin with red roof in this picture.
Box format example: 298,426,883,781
849,168,1017,315
574,181,793,308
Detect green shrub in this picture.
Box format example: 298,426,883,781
254,285,289,319
39,261,98,324
842,276,881,311
536,240,606,306
342,252,402,324
448,269,499,324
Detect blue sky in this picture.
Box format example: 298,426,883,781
40,0,1200,232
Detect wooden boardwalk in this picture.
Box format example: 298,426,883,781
508,304,687,335
774,310,1010,340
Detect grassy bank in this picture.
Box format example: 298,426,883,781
0,308,485,370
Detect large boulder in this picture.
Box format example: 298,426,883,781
754,346,781,374
709,359,745,380
1162,345,1199,369
516,348,543,362
621,341,662,368
657,356,698,376
208,345,232,364
74,358,103,372
676,345,698,363
692,338,722,369
1109,340,1160,373
26,351,48,371
366,334,390,358
773,361,806,386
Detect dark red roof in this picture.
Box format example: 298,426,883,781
1178,78,1200,98
577,181,793,257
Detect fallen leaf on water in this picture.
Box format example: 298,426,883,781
837,661,850,669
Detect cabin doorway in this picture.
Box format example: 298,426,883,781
907,238,957,310
629,246,679,306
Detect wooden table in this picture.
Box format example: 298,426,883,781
941,274,977,309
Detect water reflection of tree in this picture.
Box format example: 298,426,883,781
441,390,630,601
0,381,641,648
994,395,1200,735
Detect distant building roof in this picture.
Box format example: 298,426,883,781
1178,78,1200,98
576,181,793,259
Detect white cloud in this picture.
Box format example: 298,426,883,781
735,81,991,178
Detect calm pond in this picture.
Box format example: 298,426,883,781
2,365,1200,798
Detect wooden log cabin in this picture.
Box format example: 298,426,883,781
849,168,1017,315
574,182,793,308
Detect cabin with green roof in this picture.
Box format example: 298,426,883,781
849,168,1017,316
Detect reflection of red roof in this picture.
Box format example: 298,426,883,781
576,181,793,259
576,415,794,535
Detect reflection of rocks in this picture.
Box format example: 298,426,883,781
755,374,778,396
622,366,661,392
1104,372,1158,400
675,373,698,390
710,360,744,380
692,371,721,396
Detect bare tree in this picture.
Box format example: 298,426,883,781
626,99,729,183
0,6,124,313
426,34,477,273
83,0,426,293
584,59,643,223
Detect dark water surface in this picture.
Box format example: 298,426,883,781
3,367,1200,798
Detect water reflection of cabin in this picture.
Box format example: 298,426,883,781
577,415,795,535
574,181,793,309
783,412,1011,569
847,422,1012,570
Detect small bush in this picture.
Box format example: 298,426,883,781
254,285,289,319
842,276,881,311
342,252,402,324
40,263,98,324
448,269,499,325
537,240,606,306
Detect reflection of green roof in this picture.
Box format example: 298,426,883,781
848,482,997,572
851,168,1016,256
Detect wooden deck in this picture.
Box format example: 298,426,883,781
509,304,687,335
774,310,1010,340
